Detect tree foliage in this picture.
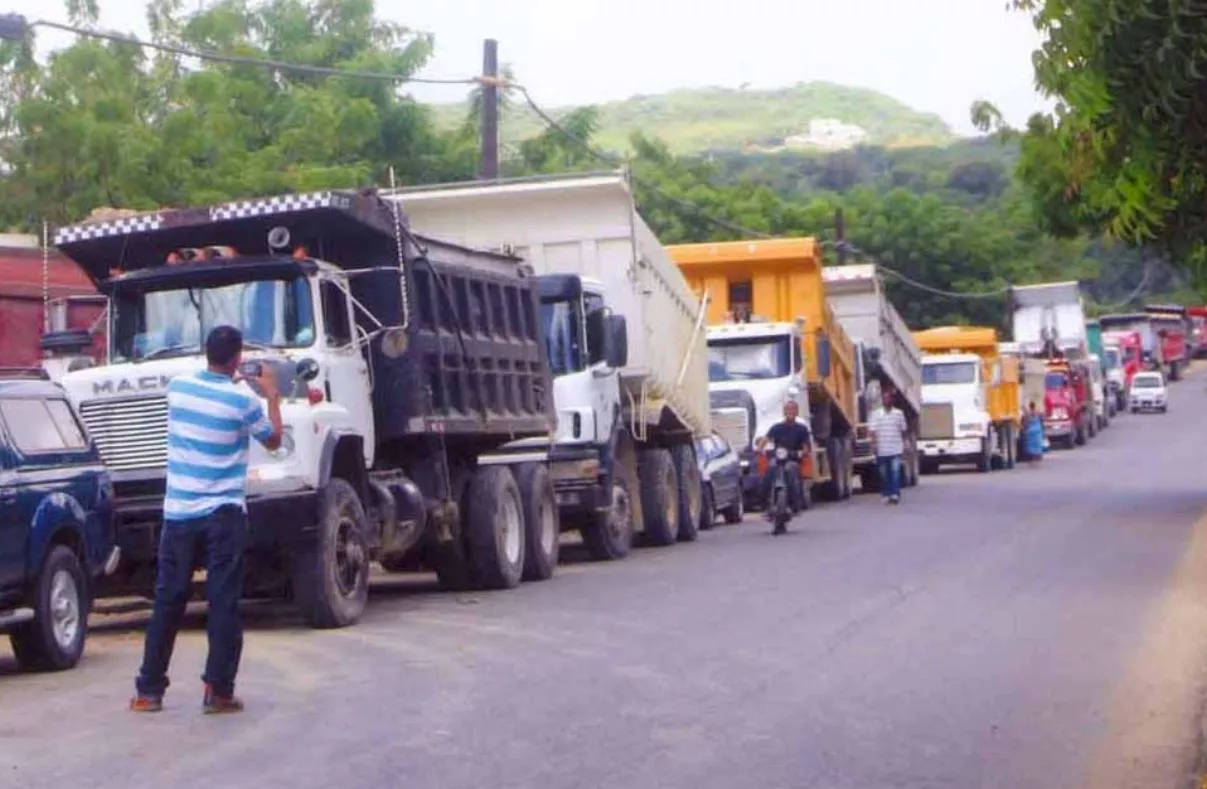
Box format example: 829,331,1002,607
985,1,1207,288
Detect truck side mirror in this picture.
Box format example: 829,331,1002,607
296,357,321,382
606,314,628,368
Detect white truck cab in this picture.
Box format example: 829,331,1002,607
918,352,994,471
706,319,808,474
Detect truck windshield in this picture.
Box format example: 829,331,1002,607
111,277,315,363
708,336,791,381
921,362,976,385
540,294,603,376
1045,372,1068,390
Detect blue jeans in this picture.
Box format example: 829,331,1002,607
877,455,902,499
136,505,248,698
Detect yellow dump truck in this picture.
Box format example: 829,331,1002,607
912,326,1022,473
668,237,858,505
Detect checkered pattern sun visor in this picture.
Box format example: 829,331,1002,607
53,190,354,246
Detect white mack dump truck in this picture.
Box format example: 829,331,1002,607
390,171,711,555
53,190,563,628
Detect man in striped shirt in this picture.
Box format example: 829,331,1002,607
131,325,282,714
869,387,909,505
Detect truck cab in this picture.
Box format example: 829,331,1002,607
918,352,996,473
706,319,807,494
1042,360,1090,447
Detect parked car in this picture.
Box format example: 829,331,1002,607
696,432,744,529
0,370,116,671
1129,371,1168,413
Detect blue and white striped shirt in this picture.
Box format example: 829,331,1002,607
163,370,274,522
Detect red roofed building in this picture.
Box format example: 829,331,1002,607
0,234,106,368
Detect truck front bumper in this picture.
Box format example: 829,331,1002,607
1044,420,1073,438
547,444,608,517
108,482,321,567
919,438,982,461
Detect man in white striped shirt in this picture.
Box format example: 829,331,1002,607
131,325,282,714
869,387,909,505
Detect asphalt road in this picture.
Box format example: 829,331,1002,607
5,376,1207,789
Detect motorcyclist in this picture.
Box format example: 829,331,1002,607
755,399,812,533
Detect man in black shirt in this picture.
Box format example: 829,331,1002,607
756,400,812,527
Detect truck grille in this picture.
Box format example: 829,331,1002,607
78,396,169,471
920,403,955,440
712,408,750,451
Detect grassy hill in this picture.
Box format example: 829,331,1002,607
428,81,957,155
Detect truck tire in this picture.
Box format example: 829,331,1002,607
515,464,558,582
639,448,679,546
296,478,371,629
581,468,635,561
1075,421,1087,446
1171,361,1181,381
465,466,526,590
920,458,939,476
859,469,879,493
670,444,702,543
835,440,852,500
9,545,89,671
1004,426,1017,469
699,484,716,531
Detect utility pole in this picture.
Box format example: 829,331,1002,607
835,208,847,265
479,39,499,180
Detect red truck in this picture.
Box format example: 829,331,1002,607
1103,330,1144,390
1187,306,1207,358
1043,358,1093,448
0,234,105,368
1144,304,1189,380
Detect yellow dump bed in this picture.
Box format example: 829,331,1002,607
912,326,1021,427
668,237,857,429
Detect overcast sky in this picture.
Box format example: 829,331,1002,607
6,0,1051,136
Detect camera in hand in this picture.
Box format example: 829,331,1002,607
237,361,263,379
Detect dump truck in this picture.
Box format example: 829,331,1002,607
1144,304,1189,380
389,171,709,553
913,326,1021,473
1100,312,1163,373
668,237,857,507
1011,282,1095,447
53,189,560,628
821,263,922,492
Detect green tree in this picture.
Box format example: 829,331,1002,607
978,1,1207,290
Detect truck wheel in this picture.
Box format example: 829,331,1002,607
296,478,370,629
722,490,744,524
1075,422,1087,446
515,464,558,582
670,444,702,543
859,469,879,493
639,448,679,546
920,458,938,476
9,545,89,671
977,438,992,473
581,470,634,561
465,466,526,590
1004,426,1017,469
835,440,852,500
699,484,716,531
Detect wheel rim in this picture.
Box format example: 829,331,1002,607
610,484,632,540
49,568,81,650
500,493,523,565
539,498,557,557
334,514,366,598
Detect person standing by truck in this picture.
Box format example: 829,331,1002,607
130,326,282,714
869,387,909,505
1023,401,1046,466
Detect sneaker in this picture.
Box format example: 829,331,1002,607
202,684,244,715
890,495,900,505
129,694,163,713
772,524,787,536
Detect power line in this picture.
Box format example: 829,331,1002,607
825,239,1013,299
3,16,480,86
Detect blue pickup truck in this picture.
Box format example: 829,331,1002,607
0,370,117,671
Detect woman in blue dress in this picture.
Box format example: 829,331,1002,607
1023,401,1046,465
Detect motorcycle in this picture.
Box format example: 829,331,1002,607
757,444,805,533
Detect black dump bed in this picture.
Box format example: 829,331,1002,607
53,189,555,443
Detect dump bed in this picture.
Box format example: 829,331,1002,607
668,237,857,429
388,172,710,438
1010,281,1088,357
53,189,555,443
821,263,921,416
